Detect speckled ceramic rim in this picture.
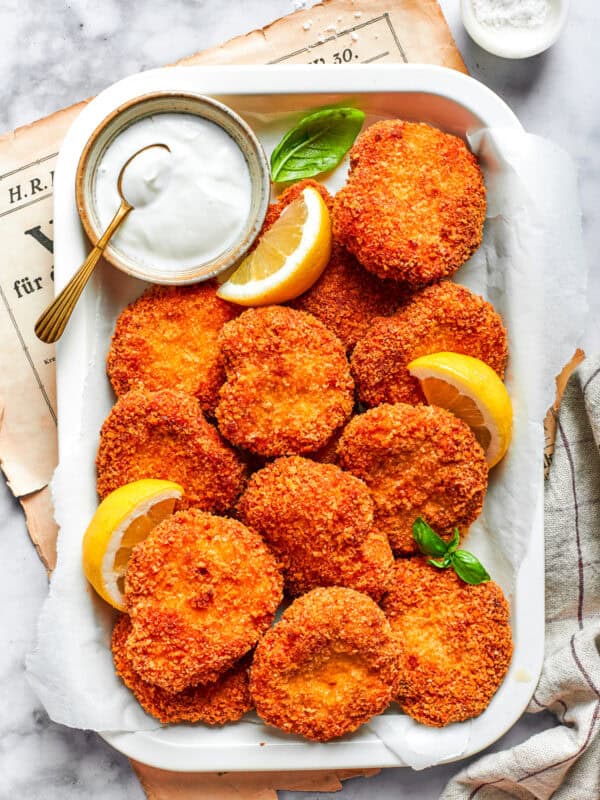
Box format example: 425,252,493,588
75,92,270,284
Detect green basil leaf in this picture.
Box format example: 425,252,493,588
427,556,451,569
270,107,365,183
450,550,491,585
447,528,460,554
412,517,450,557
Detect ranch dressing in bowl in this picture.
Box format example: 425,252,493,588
94,113,253,273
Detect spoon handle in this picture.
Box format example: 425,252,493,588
35,201,132,344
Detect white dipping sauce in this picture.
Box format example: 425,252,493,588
120,145,173,209
94,113,252,273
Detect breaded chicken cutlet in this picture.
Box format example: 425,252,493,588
112,615,252,724
262,179,403,351
261,178,334,229
237,456,393,600
309,425,345,465
382,558,513,726
106,282,240,414
351,281,508,407
250,587,401,741
291,245,405,351
333,120,486,287
96,389,246,512
215,306,354,457
338,403,488,555
124,510,283,693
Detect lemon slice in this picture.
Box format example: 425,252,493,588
408,352,513,468
82,479,183,611
216,186,332,306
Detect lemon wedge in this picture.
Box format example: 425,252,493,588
216,186,332,306
408,352,513,468
82,479,183,611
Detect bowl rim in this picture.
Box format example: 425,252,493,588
74,90,271,284
460,0,570,59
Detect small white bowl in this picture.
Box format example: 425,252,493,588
461,0,569,59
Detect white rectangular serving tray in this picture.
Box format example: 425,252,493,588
53,64,544,772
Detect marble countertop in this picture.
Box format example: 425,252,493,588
1,1,597,798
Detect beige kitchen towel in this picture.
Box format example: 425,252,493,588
441,359,600,799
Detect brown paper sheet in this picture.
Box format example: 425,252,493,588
2,1,551,797
20,485,58,571
0,101,85,500
132,763,379,800
543,348,586,479
177,0,466,71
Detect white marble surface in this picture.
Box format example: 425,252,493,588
1,0,598,798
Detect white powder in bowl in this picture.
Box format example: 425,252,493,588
472,0,550,28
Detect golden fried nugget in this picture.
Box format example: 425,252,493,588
238,456,373,550
333,120,486,287
292,245,405,351
262,179,334,233
124,510,283,693
351,281,508,407
262,180,403,351
274,527,392,602
216,307,354,457
112,615,253,724
237,456,393,600
309,425,344,465
337,403,488,555
250,587,401,741
106,282,240,414
96,389,247,512
382,558,513,726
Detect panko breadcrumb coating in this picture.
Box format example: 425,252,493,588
96,389,247,512
238,456,373,550
284,527,391,602
310,425,344,465
291,245,405,351
333,120,486,287
237,456,393,600
124,510,283,693
382,558,513,726
263,179,403,351
106,282,240,414
215,306,354,457
351,281,508,407
112,615,252,724
262,179,334,233
337,403,488,555
250,587,401,741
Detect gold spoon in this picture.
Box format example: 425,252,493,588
35,142,171,344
